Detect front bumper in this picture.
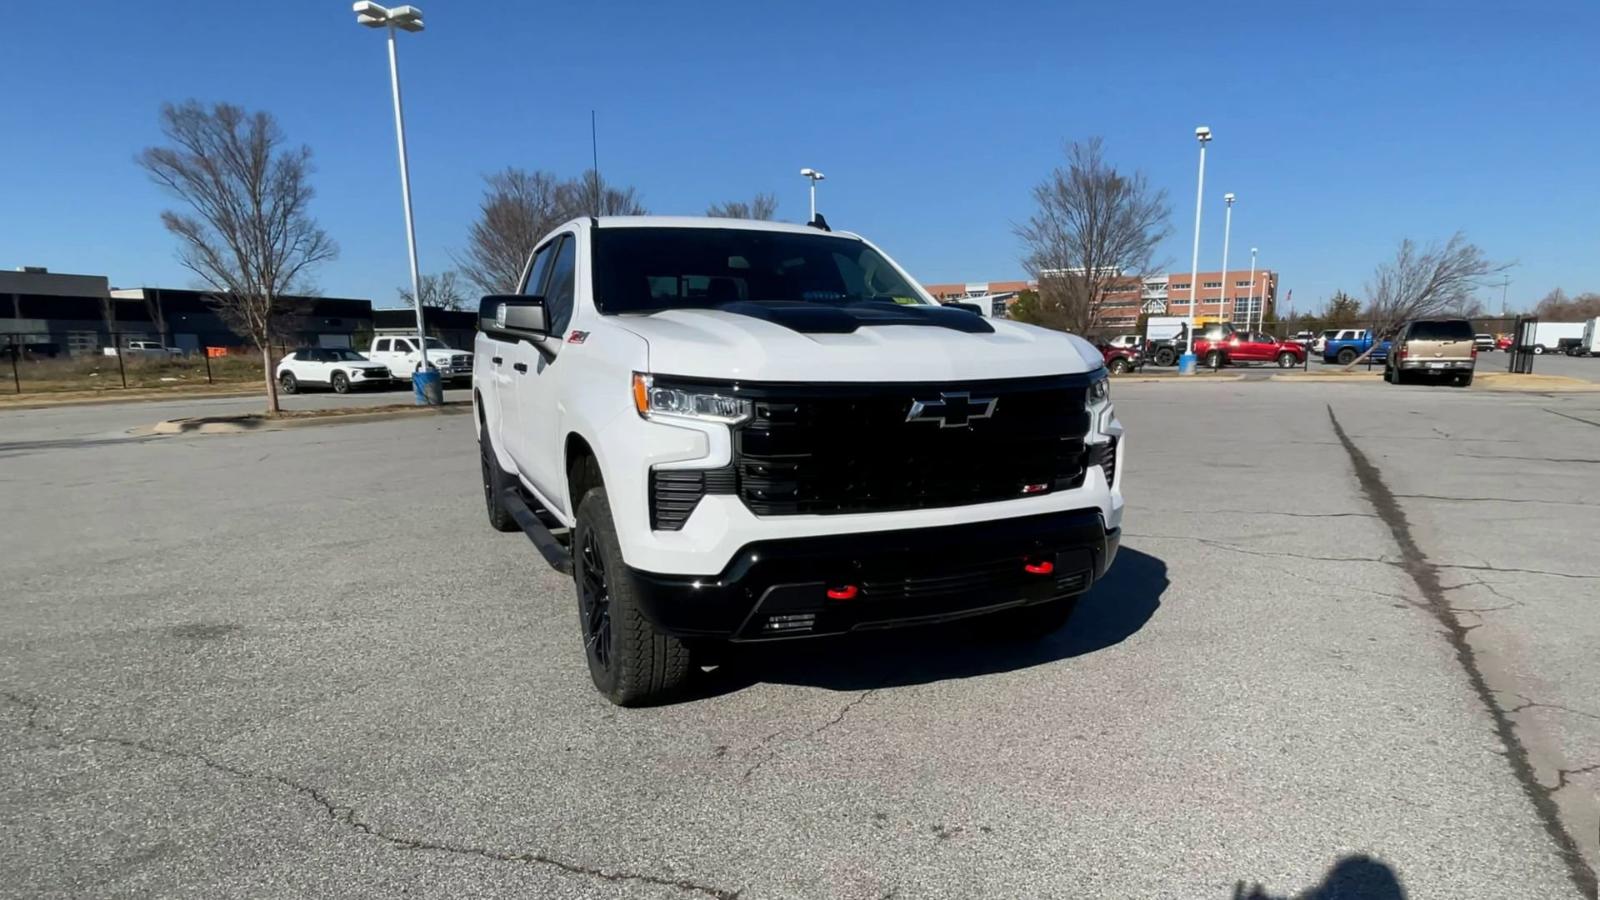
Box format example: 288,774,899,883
628,509,1118,641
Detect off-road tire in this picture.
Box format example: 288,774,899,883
331,371,350,394
1455,372,1474,388
1154,347,1176,367
278,372,298,394
479,432,519,533
574,485,693,706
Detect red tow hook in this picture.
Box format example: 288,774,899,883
826,584,859,600
1023,559,1055,575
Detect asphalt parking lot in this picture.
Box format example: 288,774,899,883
2,381,1598,899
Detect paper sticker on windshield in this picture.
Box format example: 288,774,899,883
567,330,589,344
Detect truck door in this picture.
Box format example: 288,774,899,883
499,236,561,496
510,232,577,512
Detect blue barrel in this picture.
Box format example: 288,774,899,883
412,369,443,406
1177,352,1197,375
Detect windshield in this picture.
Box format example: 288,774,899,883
327,348,366,360
591,227,927,314
421,338,449,349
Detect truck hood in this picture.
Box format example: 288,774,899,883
610,307,1102,382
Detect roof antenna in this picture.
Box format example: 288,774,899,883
590,110,601,218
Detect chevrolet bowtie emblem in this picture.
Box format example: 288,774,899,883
906,392,998,428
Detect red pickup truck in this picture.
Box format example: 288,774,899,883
1194,332,1306,368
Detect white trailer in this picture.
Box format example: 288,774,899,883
1577,318,1600,356
1529,321,1584,354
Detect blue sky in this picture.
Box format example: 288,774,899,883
4,1,1596,314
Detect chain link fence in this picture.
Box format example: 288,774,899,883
1,331,367,395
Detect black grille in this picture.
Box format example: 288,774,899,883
730,375,1092,516
650,467,736,531
1096,437,1118,488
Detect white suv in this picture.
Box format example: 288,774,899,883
474,217,1125,705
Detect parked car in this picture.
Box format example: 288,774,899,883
1310,329,1340,355
1194,331,1307,368
1384,318,1476,387
1323,329,1390,365
103,340,183,358
1104,334,1142,351
475,215,1124,705
1098,342,1144,375
1473,333,1496,353
275,347,391,394
1147,323,1234,366
366,335,474,384
1495,334,1513,352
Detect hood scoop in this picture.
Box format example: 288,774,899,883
715,300,995,335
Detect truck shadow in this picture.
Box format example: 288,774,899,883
694,547,1166,696
1233,854,1407,899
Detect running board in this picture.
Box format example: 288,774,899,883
501,488,573,576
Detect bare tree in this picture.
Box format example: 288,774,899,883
454,168,567,296
1347,232,1507,368
398,271,468,310
707,193,779,220
1534,287,1600,320
558,169,647,218
138,101,336,414
455,168,648,297
1013,138,1170,335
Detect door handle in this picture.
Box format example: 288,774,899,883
491,356,503,365
513,362,528,373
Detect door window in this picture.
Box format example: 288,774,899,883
375,339,391,352
522,240,559,297
544,236,578,336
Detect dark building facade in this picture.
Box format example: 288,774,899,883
0,267,374,355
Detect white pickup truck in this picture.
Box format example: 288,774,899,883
473,216,1125,706
365,334,473,384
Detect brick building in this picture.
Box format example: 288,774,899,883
922,269,1277,332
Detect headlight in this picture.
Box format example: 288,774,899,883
1087,368,1111,404
1086,368,1113,435
632,373,752,424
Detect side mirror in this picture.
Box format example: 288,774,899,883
480,295,549,340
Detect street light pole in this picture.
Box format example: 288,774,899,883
355,3,436,404
1246,247,1258,332
800,168,825,222
1218,193,1235,333
1181,126,1212,374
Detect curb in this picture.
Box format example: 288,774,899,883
147,402,470,436
0,388,265,412
1115,373,1247,383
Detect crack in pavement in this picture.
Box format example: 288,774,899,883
1510,695,1600,723
1546,764,1600,795
1437,562,1600,582
0,693,741,899
1545,408,1600,429
743,690,876,782
1441,576,1516,604
1327,404,1599,900
1391,493,1593,508
1458,452,1600,465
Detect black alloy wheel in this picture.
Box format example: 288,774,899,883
578,527,613,673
